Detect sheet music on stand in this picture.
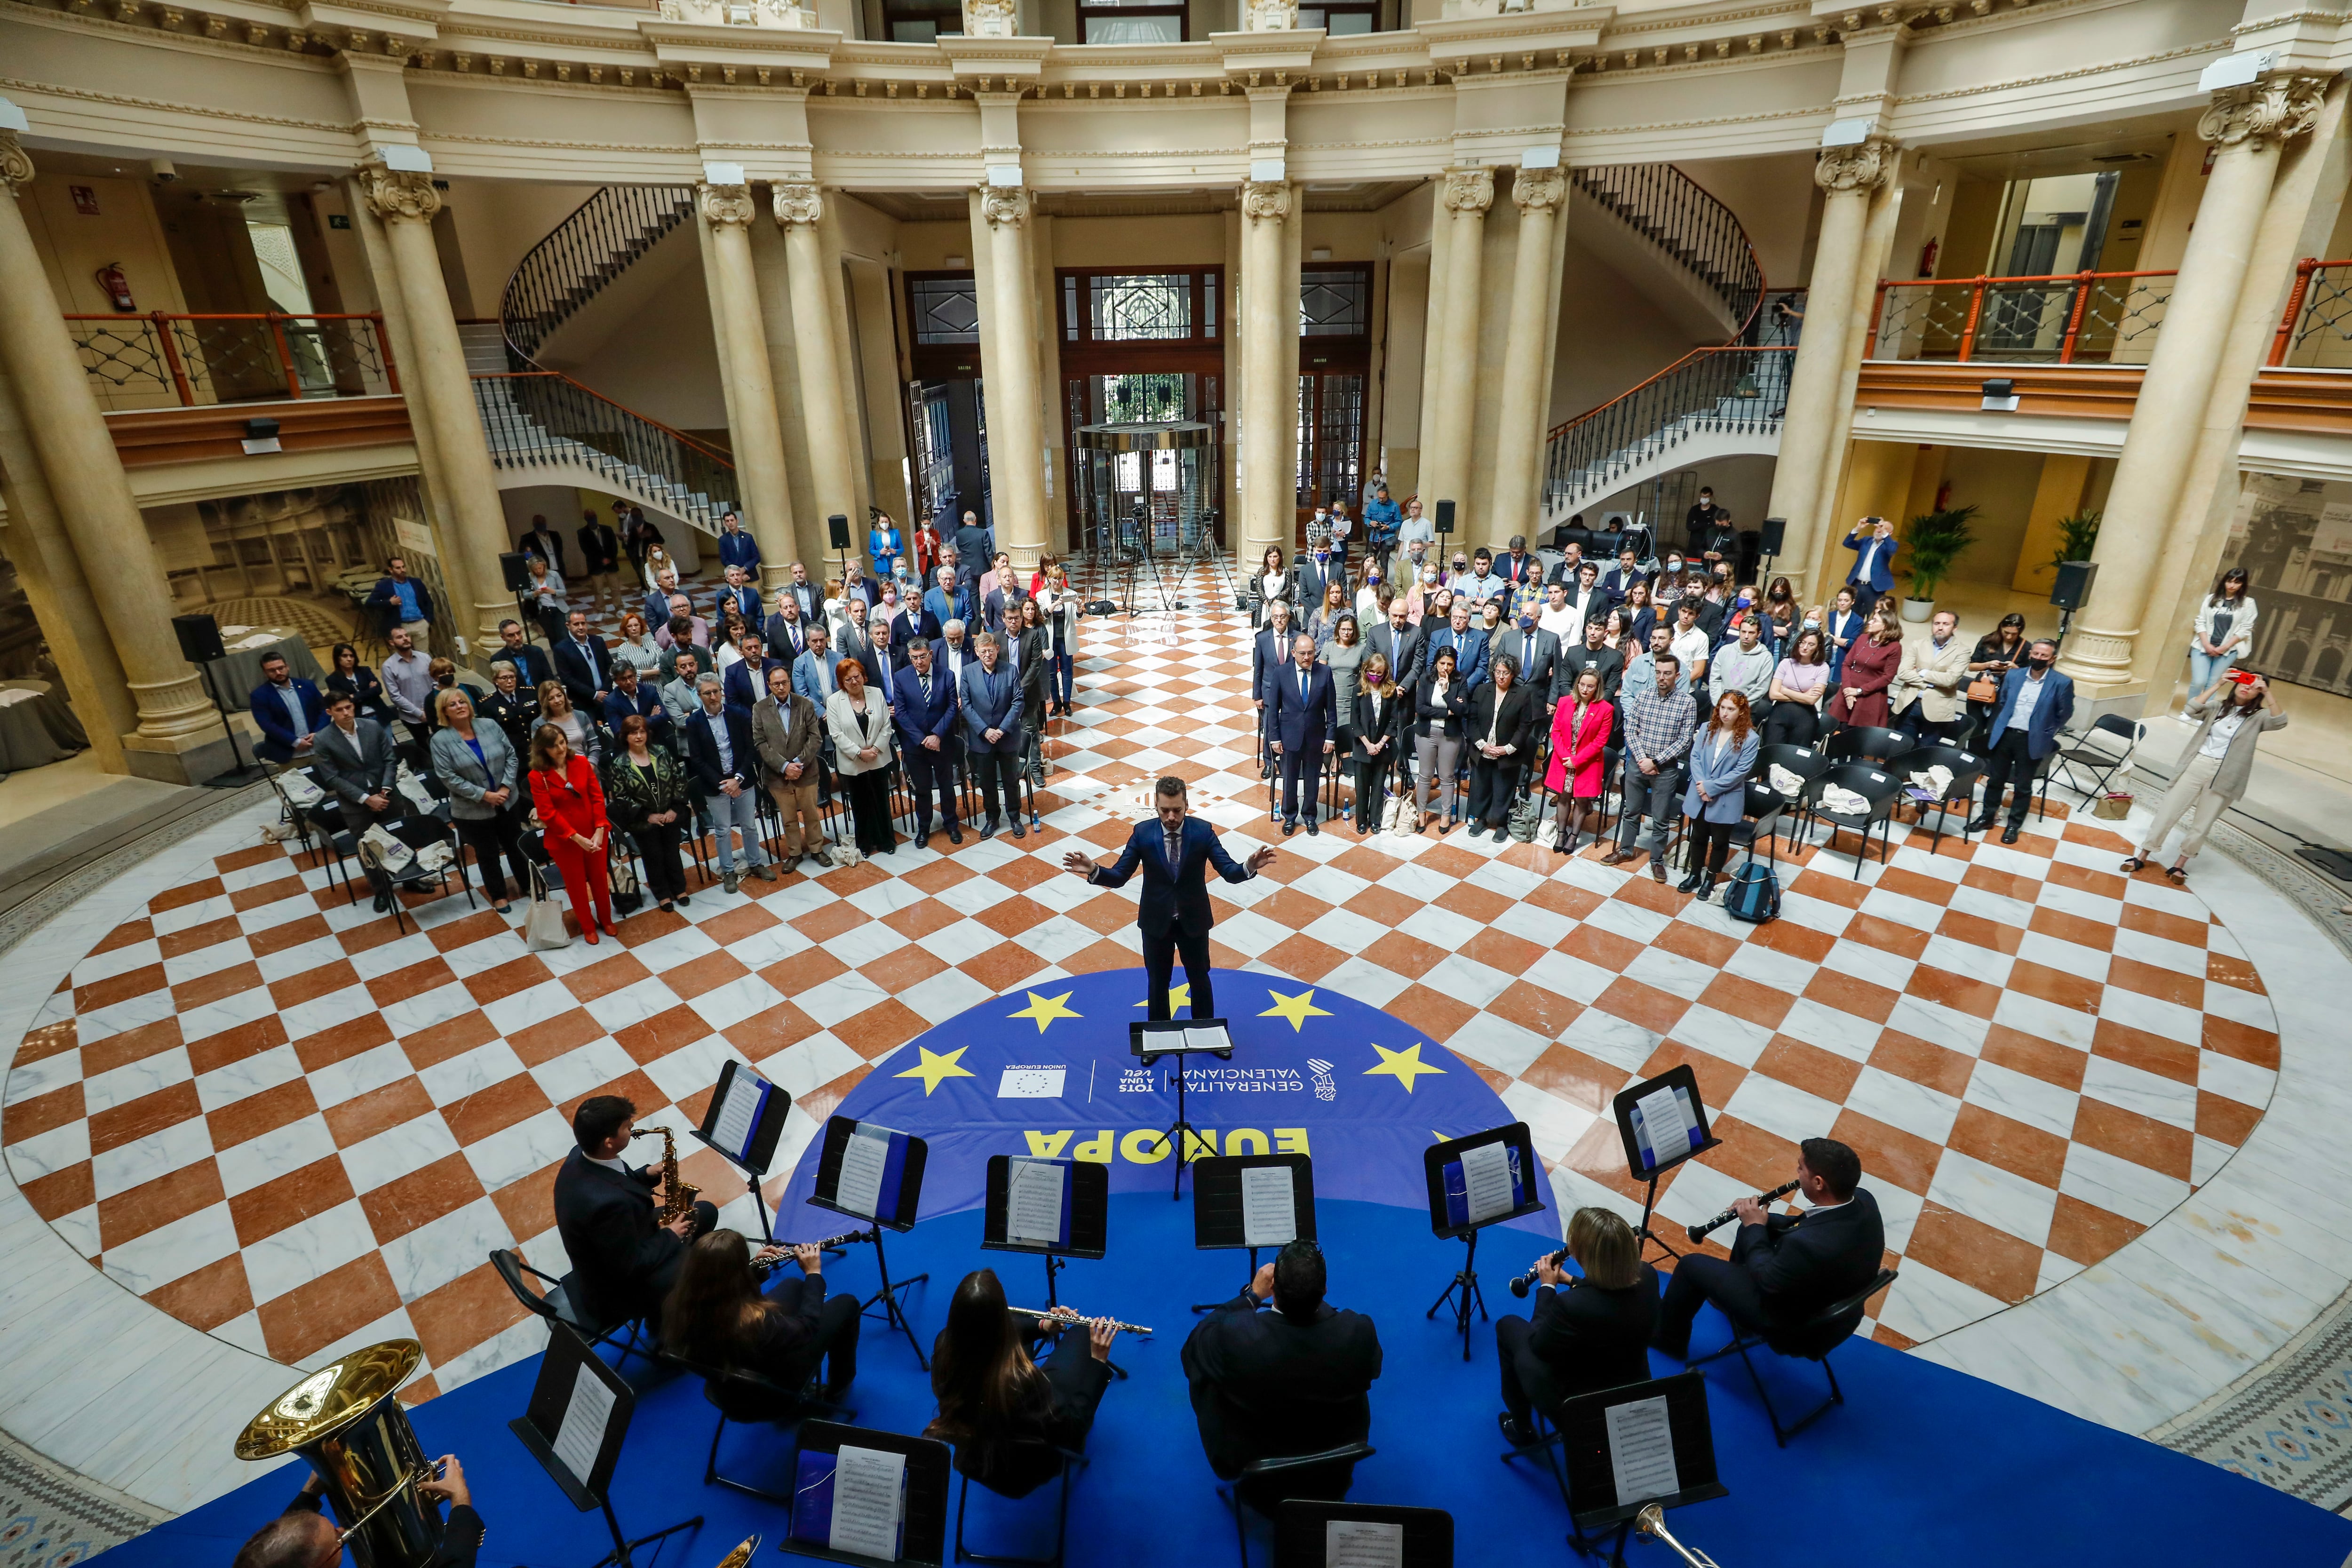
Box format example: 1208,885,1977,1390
1131,1018,1234,1057
827,1445,907,1560
549,1361,615,1493
1556,1371,1727,1536
1326,1519,1403,1568
1005,1157,1067,1248
1192,1155,1316,1252
1272,1501,1453,1568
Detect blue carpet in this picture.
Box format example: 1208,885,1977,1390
116,1193,2352,1568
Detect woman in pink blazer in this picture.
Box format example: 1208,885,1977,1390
1544,666,1615,853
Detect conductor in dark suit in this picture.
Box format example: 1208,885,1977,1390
1181,1241,1382,1496
553,1095,717,1332
1061,775,1276,1021
1495,1207,1658,1446
1268,632,1338,836
1651,1137,1885,1359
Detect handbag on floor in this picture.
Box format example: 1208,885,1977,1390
524,864,571,950
1724,857,1781,925
608,848,644,915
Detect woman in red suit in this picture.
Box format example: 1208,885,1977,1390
527,723,614,943
1828,612,1902,732
1544,666,1615,854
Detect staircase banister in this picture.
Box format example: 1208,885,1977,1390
1543,345,1794,445
1874,266,2180,287
475,369,739,470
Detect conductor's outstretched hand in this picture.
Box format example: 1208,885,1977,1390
1245,845,1278,875
1060,850,1097,877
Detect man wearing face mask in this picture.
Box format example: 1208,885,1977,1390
1968,638,2074,844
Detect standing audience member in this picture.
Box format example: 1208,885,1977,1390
324,642,396,727
1668,598,1712,688
829,658,898,857
379,626,435,743
522,514,569,578
480,661,539,756
1968,637,2074,844
1828,613,1901,732
1270,633,1339,836
602,661,668,753
927,1269,1117,1499
1545,667,1614,853
1494,1208,1658,1448
1822,585,1864,685
1351,653,1402,834
683,675,775,890
1324,614,1367,784
1763,629,1830,748
536,680,602,767
1680,692,1761,900
1015,597,1051,753
524,553,568,644
1255,546,1293,628
1041,564,1081,716
1412,646,1469,832
576,509,622,614
552,611,615,716
1890,610,1969,742
1557,616,1623,706
868,512,904,581
612,612,664,678
430,689,531,915
1464,655,1538,841
961,633,1027,841
1605,653,1696,882
2186,567,2258,705
1707,614,1775,716
250,652,325,764
528,723,614,944
716,509,762,576
604,713,692,914
1963,613,2028,749
1842,516,1899,599
661,651,707,731
2124,674,2285,884
755,664,827,869
366,555,434,645
313,692,426,911
892,640,962,848
493,620,556,693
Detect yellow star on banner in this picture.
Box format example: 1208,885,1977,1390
1008,989,1083,1033
1365,1042,1447,1093
1133,984,1191,1011
1258,988,1334,1032
894,1045,976,1096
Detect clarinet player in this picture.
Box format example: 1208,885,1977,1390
553,1095,719,1334
1495,1208,1657,1447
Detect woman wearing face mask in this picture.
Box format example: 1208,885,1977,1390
2122,674,2285,885
1680,692,1760,900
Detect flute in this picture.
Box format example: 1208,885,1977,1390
752,1229,875,1273
1010,1306,1153,1337
1685,1181,1800,1244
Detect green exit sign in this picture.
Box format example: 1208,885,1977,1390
328,214,351,229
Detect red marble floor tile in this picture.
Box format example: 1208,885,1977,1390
208,1078,321,1153
2105,954,2204,1011
256,1253,404,1361
762,947,849,995
1935,909,2026,957
1695,972,1796,1032
13,1020,78,1066
1828,1109,1943,1196
2199,1014,2280,1070
215,844,286,874
461,955,552,1008
324,1077,437,1148
2119,903,2209,950
79,1016,187,1081
1517,1043,1623,1115
90,917,155,955
150,877,225,914
408,1261,532,1369
506,1008,603,1068
22,1161,94,1221
1978,1025,2088,1091
229,1156,358,1247
2089,1019,2200,1086
1756,1037,1864,1104
98,1159,227,1249
2005,960,2103,1016
1526,881,1605,921
977,896,1056,939
1488,983,1584,1043
73,965,168,1014
1945,1103,2069,1187
1867,1030,1975,1099
399,1010,501,1073
1361,931,1447,980
612,1004,717,1067
1749,919,1837,964
157,915,243,961
1653,922,1739,971
1261,934,1348,983
1633,1041,1746,1109
269,960,361,1012
143,1252,253,1331
1597,977,1693,1037
492,1162,563,1248
366,956,460,1009
3,1082,85,1144
2203,951,2264,994
426,909,515,952
1904,964,2003,1020
230,876,310,913
89,1081,203,1157
959,942,1052,993
1461,927,1545,977
361,1153,490,1244
1057,939,1136,976
1799,968,1900,1026
2044,1192,2146,1265
2070,1098,2193,1181
1844,913,1935,962
2195,1090,2262,1145
248,913,334,959
1703,1112,1802,1194
1904,1203,2041,1304
1383,985,1476,1044
865,944,950,994
834,1001,929,1060
562,951,654,1003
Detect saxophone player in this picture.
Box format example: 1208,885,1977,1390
554,1096,718,1333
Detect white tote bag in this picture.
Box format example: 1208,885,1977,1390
524,865,571,951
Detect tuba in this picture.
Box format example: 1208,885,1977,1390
236,1339,443,1568
635,1124,701,1223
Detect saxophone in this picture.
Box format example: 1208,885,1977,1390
632,1126,700,1223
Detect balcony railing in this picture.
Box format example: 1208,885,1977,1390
68,311,399,412
2269,258,2352,368
1867,271,2175,365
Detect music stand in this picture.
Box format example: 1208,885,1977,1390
1130,1018,1233,1200
693,1059,792,1243
1553,1372,1727,1568
1190,1153,1314,1313
809,1114,931,1368
507,1322,702,1568
780,1420,953,1568
1422,1123,1545,1361
1273,1501,1453,1568
1608,1066,1721,1265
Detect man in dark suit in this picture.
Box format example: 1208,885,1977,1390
550,610,614,715
780,560,826,624
576,508,620,598
644,567,684,633
1062,775,1276,1020
960,632,1025,839
931,620,978,696
893,638,962,846
601,661,669,751
982,578,1025,640
1268,633,1337,836
716,509,763,576
493,620,555,692
721,633,785,717
885,593,938,650
1557,615,1625,703
856,616,909,705
1425,600,1489,690
364,555,435,644
1683,487,1730,557
1542,541,1586,590
249,652,326,765
521,513,568,578
238,1457,485,1568
683,676,773,890
1499,533,1540,591
1600,545,1645,606
1289,544,1338,617
312,692,427,910
1651,1137,1886,1360
1365,599,1423,693
1250,600,1299,805
1181,1241,1382,1495
1491,614,1560,713
1968,638,2075,845
553,1095,718,1332
712,564,762,626
954,510,993,581
764,590,815,664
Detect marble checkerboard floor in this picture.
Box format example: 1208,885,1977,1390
0,564,2286,1413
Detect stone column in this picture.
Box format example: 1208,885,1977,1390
1488,166,1567,546
358,166,514,650
1239,178,1293,570
1424,167,1494,531
1761,138,1897,601
0,129,221,776
2058,77,2324,694
700,182,802,585
773,182,861,575
978,183,1048,572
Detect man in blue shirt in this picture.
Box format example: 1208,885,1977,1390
1968,639,2074,845
366,557,433,644
1364,482,1401,574
1843,515,1900,597
248,652,325,765
1425,600,1490,690
716,510,762,576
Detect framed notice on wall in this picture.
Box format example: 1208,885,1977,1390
2227,473,2352,697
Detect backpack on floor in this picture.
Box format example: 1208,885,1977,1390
1507,793,1542,844
1724,858,1780,925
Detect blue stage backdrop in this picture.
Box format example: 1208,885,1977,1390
112,968,2352,1568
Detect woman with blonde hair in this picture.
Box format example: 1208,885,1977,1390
536,678,601,766
1351,651,1403,834
1495,1206,1659,1447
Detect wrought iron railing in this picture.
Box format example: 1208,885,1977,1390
1574,164,1766,335
68,310,398,410
2269,257,2352,368
1542,347,1794,514
1867,271,2176,365
473,371,738,526
498,184,699,368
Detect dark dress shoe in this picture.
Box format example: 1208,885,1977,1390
1697,874,1718,902
1498,1413,1539,1449
1965,816,1995,834
1305,818,1319,836
980,820,998,839
2001,825,2021,844
1282,819,1297,836
1011,822,1026,839
947,824,964,844
1677,869,1705,894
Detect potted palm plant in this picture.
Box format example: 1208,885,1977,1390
1900,505,1979,622
2045,510,2101,579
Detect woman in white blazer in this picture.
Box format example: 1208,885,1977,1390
2186,567,2258,709
824,658,898,856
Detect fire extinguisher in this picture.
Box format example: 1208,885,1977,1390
1916,237,1939,279
94,262,135,313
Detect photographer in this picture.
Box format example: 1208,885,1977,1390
2122,673,2286,886
233,1455,483,1568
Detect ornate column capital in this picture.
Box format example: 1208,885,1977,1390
1241,179,1291,225
980,183,1029,229
358,165,441,223
700,182,756,229
2200,73,2331,149
1814,137,1897,193
0,130,33,196
772,181,824,229
1511,166,1565,215
1442,166,1494,215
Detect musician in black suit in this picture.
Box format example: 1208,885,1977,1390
1268,632,1338,836
1062,775,1276,1021
240,1457,485,1568
552,1095,718,1332
1182,1241,1383,1495
1652,1137,1885,1359
1495,1208,1658,1446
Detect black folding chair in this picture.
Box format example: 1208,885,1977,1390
1800,763,1903,879
1752,742,1827,852
954,1439,1087,1568
1823,724,1914,769
1218,1442,1375,1568
659,1352,853,1504
1690,1267,1897,1446
2050,713,2141,803
488,1248,651,1364
1892,743,1985,852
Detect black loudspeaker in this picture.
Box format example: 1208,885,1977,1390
172,613,225,664
1758,516,1788,556
500,551,533,593
2050,560,2099,610
1434,499,1455,535
828,513,851,550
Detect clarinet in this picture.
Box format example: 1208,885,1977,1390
1509,1252,1577,1299
752,1229,875,1274
1685,1181,1801,1245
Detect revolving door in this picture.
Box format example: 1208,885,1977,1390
1073,420,1221,565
